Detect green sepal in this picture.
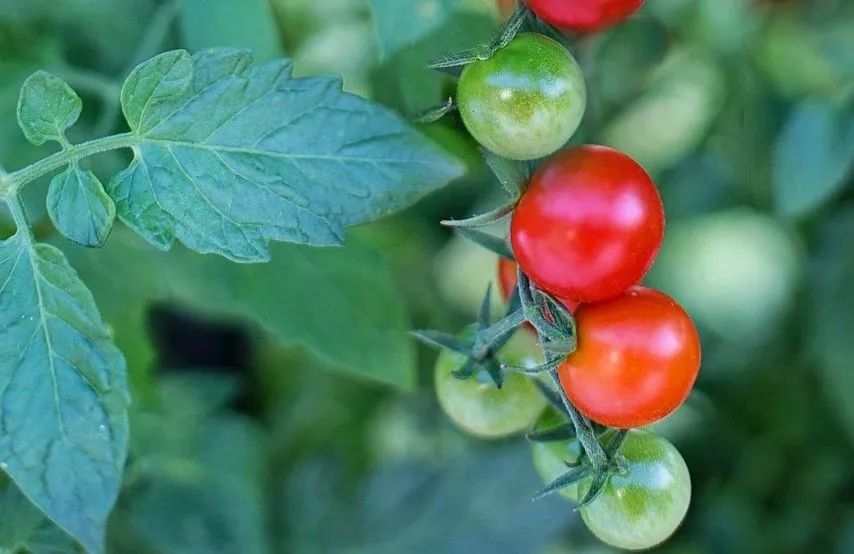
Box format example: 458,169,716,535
533,465,593,502
411,330,474,355
441,201,516,228
456,227,515,260
526,423,575,443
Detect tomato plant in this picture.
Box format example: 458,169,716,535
2,0,851,552
510,145,664,303
434,328,547,438
580,430,691,550
456,33,586,160
558,287,701,428
528,0,646,32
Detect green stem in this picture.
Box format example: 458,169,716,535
2,132,136,196
6,196,34,241
547,368,608,469
473,307,526,358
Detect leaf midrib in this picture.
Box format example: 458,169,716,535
137,136,436,165
21,235,69,442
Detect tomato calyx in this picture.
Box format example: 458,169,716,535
531,425,630,507
414,284,524,388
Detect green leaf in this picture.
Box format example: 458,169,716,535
118,376,270,554
110,48,463,262
0,475,77,554
368,0,457,60
16,70,81,145
63,228,416,389
807,208,854,443
283,444,567,553
180,0,282,62
773,101,854,217
0,230,129,554
46,163,116,247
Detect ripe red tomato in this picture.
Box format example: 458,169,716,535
558,287,701,428
510,145,663,304
497,258,579,313
528,0,645,33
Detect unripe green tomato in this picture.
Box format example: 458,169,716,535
647,209,800,341
580,430,691,550
457,33,586,160
603,50,724,173
434,328,546,438
530,409,582,501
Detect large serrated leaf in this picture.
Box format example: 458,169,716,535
16,70,81,146
109,48,464,262
0,230,129,554
63,228,416,389
46,163,116,247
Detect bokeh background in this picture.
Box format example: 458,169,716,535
0,0,852,552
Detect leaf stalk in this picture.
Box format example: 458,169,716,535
1,132,135,197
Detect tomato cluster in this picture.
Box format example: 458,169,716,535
428,2,700,551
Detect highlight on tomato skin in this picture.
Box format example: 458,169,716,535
527,0,646,33
557,286,701,429
510,145,664,304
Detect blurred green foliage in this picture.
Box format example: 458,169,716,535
0,0,852,552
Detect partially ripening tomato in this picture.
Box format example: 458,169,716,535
528,0,645,33
558,287,700,428
497,258,580,313
510,145,664,304
580,430,691,550
457,33,586,160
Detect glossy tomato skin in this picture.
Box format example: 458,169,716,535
435,327,546,438
510,145,664,303
558,287,700,428
457,33,586,160
580,430,691,550
528,0,645,33
497,258,580,313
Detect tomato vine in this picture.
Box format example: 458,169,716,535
414,1,701,550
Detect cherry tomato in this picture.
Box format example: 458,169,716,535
497,257,580,313
558,287,701,428
435,327,546,438
528,0,645,33
580,430,691,550
510,145,664,303
529,409,582,501
457,33,586,160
